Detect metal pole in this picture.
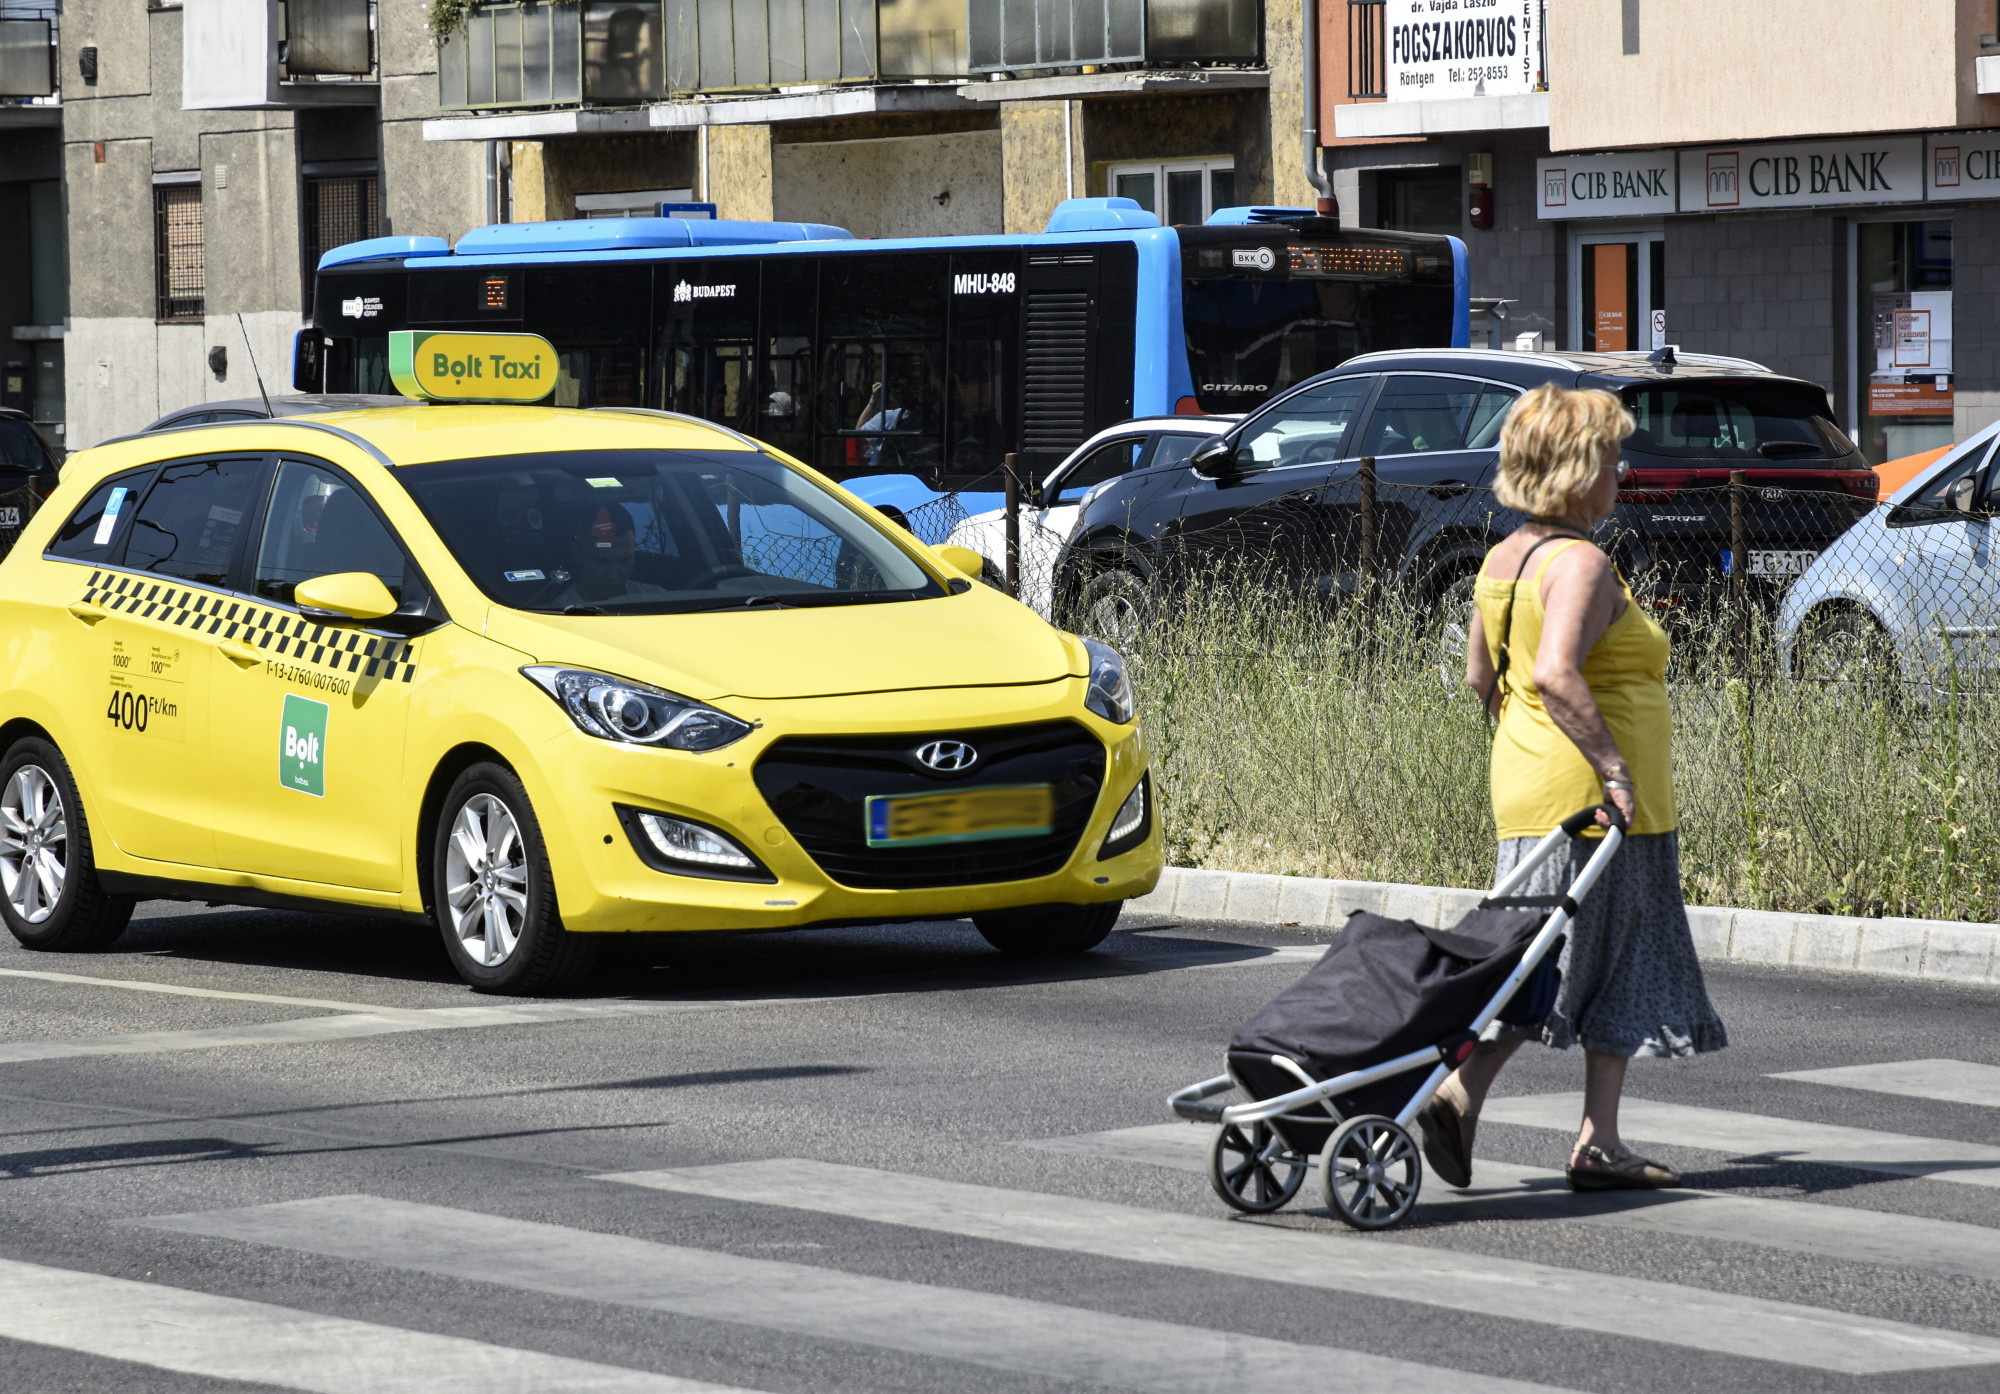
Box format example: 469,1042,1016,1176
1358,455,1378,585
1729,468,1748,674
1302,0,1335,216
1003,452,1022,599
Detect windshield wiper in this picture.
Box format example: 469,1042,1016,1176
562,605,609,616
764,590,916,608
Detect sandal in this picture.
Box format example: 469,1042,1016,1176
1416,1090,1477,1189
1566,1142,1681,1191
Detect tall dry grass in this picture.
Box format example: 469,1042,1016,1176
1124,581,2000,923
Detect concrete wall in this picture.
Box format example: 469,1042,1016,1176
999,101,1075,235
1549,0,2000,151
509,133,697,223
1662,214,1842,393
379,0,486,239
772,129,1001,237
1262,0,1317,207
706,124,775,221
1081,89,1271,201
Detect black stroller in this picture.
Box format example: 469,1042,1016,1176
1169,805,1625,1231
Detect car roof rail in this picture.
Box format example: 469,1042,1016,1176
93,416,397,468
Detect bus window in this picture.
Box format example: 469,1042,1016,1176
819,253,947,485
530,265,649,408
758,257,816,462
945,250,1020,489
657,259,758,432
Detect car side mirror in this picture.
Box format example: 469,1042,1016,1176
1189,437,1233,476
1946,475,1983,516
295,571,399,623
935,544,986,580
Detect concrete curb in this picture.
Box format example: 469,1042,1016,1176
1129,867,2000,987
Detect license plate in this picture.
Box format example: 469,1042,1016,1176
865,784,1054,848
1722,548,1818,578
0,507,20,529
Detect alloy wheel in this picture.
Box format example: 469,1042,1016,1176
444,793,530,967
0,765,67,925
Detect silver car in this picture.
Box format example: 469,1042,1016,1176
1777,424,2000,688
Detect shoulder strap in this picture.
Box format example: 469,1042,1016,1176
1483,531,1589,725
1529,537,1587,588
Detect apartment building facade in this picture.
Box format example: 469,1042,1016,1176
1322,0,2000,464
1,3,63,441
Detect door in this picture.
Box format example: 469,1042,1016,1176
64,454,269,866
1168,376,1377,588
1573,229,1666,352
207,458,428,891
1905,450,2000,678
1351,375,1517,575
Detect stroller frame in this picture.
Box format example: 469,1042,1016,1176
1169,805,1626,1229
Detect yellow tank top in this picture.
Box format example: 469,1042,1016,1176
1478,539,1678,839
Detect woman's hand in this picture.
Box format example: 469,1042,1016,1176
1598,780,1635,828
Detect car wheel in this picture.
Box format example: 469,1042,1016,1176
0,737,133,952
972,901,1121,957
434,762,598,994
1076,569,1152,644
1796,608,1897,689
1430,568,1482,691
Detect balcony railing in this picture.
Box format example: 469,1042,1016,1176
968,0,1260,74
438,0,976,110
0,10,58,100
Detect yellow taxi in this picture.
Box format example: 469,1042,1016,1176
0,335,1158,992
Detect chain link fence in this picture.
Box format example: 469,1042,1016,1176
911,460,2000,922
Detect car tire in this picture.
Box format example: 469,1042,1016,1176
0,736,134,952
972,901,1121,957
1796,608,1897,688
433,762,598,995
1076,569,1153,644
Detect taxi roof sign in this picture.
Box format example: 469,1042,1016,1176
388,330,559,403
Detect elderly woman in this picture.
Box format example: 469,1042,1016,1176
1418,383,1726,1192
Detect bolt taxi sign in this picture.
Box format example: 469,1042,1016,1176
387,330,559,403
280,693,328,797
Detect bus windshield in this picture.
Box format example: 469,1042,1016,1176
397,449,942,615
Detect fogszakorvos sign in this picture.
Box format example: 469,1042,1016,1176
1385,0,1542,102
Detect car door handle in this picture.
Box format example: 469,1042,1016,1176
219,639,263,667
66,600,108,625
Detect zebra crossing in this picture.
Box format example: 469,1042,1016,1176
6,1056,2000,1391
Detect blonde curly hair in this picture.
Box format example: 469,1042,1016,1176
1494,384,1635,517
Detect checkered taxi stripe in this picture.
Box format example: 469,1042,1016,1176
84,570,419,682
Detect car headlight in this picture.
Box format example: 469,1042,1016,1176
1082,638,1135,724
522,666,753,752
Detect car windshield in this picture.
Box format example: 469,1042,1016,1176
1621,380,1853,461
398,448,943,615
0,419,49,474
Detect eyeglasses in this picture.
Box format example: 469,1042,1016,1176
1608,458,1631,482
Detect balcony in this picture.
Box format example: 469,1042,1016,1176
182,0,377,111
968,0,1261,73
0,8,58,108
438,0,977,111
1333,0,1546,138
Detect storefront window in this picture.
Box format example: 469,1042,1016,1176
1857,221,1953,467
1575,233,1665,353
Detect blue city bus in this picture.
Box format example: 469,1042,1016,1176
298,198,1468,523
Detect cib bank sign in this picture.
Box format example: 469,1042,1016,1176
1537,138,1927,219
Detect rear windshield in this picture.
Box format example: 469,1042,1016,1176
397,448,943,615
1620,380,1855,461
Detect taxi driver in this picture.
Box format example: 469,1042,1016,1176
550,502,666,609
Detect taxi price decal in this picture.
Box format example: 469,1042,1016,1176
106,636,184,742
82,572,419,685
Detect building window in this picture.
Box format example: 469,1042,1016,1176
1376,167,1463,236
302,174,381,308
154,184,205,322
1108,160,1236,227
574,188,697,219
1856,220,1954,466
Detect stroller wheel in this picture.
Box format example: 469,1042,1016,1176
1208,1121,1308,1213
1320,1115,1423,1230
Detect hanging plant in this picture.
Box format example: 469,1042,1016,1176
429,0,580,43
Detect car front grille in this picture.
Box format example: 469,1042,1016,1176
753,720,1106,890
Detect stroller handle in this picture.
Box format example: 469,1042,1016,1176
1560,802,1628,837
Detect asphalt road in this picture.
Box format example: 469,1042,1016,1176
4,901,2000,1393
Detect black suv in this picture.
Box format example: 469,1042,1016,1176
1056,349,1880,632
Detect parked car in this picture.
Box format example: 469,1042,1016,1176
1057,348,1881,640
144,394,408,433
1777,423,1998,688
944,416,1237,618
0,407,63,496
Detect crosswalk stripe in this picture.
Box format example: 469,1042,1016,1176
601,1158,2000,1374
1772,1058,2000,1109
0,1255,753,1393
1483,1092,2000,1187
140,1194,1580,1394
0,995,836,1065
1021,1123,2000,1286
